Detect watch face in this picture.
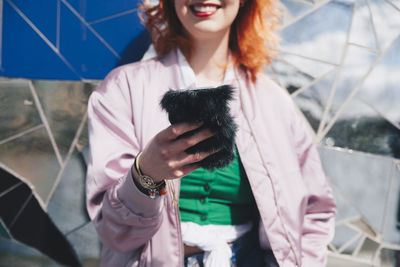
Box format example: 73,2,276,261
140,175,157,189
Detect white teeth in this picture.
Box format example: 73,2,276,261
192,5,217,13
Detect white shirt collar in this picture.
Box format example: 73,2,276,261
176,49,235,89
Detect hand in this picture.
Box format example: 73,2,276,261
134,122,217,183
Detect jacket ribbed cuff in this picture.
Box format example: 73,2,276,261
116,167,164,218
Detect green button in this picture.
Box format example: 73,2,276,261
199,197,206,204
204,183,210,192
200,214,207,221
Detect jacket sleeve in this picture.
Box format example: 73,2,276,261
86,68,164,253
291,106,337,267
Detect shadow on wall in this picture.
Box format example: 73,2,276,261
118,30,152,67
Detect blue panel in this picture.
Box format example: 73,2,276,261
91,10,149,57
64,0,84,18
0,1,80,80
9,0,58,46
85,0,140,22
64,0,139,22
59,2,119,79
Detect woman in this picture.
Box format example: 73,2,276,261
86,0,337,266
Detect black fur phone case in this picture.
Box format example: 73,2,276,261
160,85,238,170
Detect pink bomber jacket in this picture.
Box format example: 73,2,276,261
86,50,336,267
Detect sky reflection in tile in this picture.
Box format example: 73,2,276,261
331,224,360,252
270,58,313,94
369,0,400,51
281,0,353,65
321,45,378,131
280,0,313,22
319,147,393,233
357,36,400,128
349,0,378,49
280,53,336,79
293,71,336,132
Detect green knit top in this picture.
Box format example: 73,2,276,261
179,147,257,225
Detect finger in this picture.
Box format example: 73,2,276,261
162,149,212,175
171,128,215,152
174,149,220,167
168,163,200,179
157,122,203,142
180,164,200,177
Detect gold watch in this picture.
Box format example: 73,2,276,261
133,152,166,199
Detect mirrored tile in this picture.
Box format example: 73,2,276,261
382,163,400,244
357,36,400,129
327,254,371,267
369,0,400,51
332,224,361,253
280,53,336,78
0,127,60,205
32,80,95,160
280,7,294,27
76,119,89,152
66,222,101,262
346,217,379,240
293,71,336,132
348,0,378,49
280,0,313,20
0,80,41,142
0,237,56,266
47,149,89,234
280,0,353,65
0,220,12,239
322,45,378,129
0,168,32,228
355,238,380,261
388,0,400,9
318,147,393,232
322,97,400,158
0,167,22,196
270,59,313,94
329,183,360,223
379,248,400,267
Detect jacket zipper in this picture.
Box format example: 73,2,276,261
236,72,301,267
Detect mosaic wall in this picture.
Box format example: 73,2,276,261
274,0,400,266
1,0,400,266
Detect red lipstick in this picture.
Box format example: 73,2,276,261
189,3,220,18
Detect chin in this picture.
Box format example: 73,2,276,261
186,24,231,41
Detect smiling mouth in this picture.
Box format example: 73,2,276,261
189,3,221,17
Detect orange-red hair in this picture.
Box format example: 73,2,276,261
140,0,280,82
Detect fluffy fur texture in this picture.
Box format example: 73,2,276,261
160,85,238,170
